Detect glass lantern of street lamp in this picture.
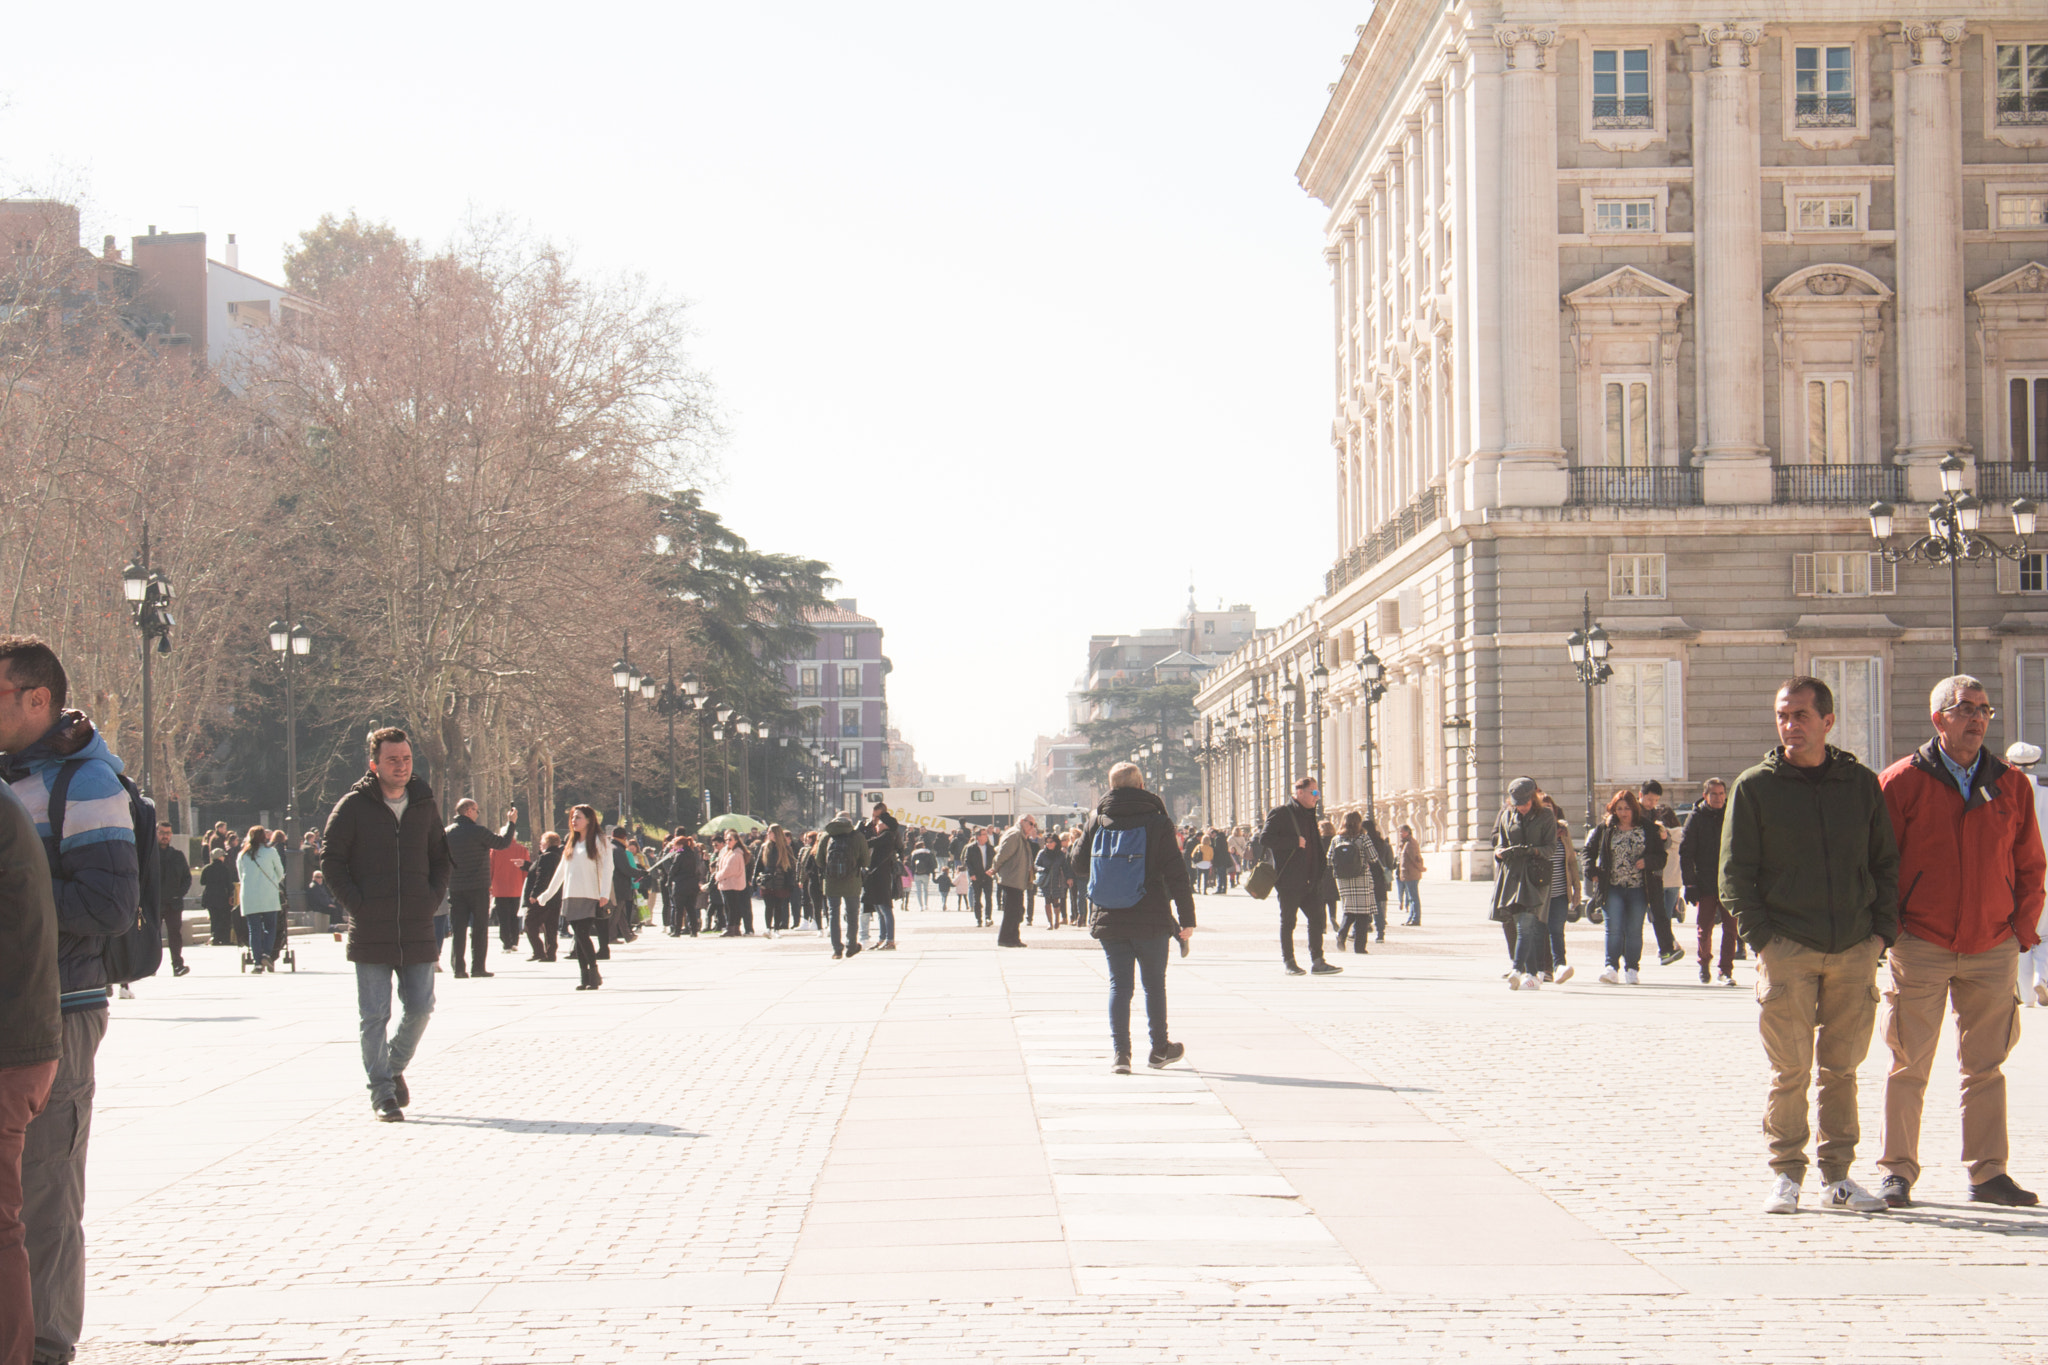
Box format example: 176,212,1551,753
735,717,753,737
1868,501,1897,541
680,671,701,697
1151,739,1164,756
267,619,290,653
1310,658,1330,692
290,625,312,656
716,705,735,725
1939,454,1966,495
1956,494,1983,534
1586,625,1612,662
611,659,634,690
1356,649,1383,686
2015,499,2039,538
640,675,658,701
1565,629,1587,664
711,726,726,743
1443,714,1474,755
121,561,148,603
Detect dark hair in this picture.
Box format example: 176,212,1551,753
245,824,268,851
1778,676,1835,718
1639,779,1663,796
569,804,603,859
1341,809,1363,837
1605,789,1648,826
368,726,409,760
0,636,66,711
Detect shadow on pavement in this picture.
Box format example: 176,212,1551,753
403,1116,703,1137
1888,1204,2048,1235
1199,1071,1431,1093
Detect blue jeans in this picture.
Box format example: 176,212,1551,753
1547,893,1570,970
246,911,280,963
827,895,858,953
1604,886,1649,971
1101,934,1171,1058
1512,911,1546,976
871,901,896,942
356,962,435,1105
1397,880,1421,922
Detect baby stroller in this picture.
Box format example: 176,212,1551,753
240,914,297,973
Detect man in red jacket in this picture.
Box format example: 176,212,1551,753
1875,675,2047,1208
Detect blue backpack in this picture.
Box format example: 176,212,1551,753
46,759,161,985
1086,824,1149,910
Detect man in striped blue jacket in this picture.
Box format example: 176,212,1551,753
0,636,138,1365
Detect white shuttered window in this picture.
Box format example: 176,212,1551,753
1812,657,1885,769
1607,659,1685,782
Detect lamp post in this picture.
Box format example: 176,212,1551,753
638,671,658,829
1252,680,1272,810
120,521,175,801
711,716,730,815
1354,639,1386,818
734,716,753,817
1869,456,2036,674
265,594,313,843
1564,592,1615,833
680,672,709,829
610,637,643,825
1309,647,1330,801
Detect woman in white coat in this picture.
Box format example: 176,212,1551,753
541,805,613,990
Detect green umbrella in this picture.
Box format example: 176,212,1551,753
698,813,766,837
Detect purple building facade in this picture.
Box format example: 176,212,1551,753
786,599,890,809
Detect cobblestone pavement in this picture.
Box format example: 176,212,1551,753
73,881,2048,1363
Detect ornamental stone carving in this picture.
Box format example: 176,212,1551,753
1493,24,1560,68
1901,18,1967,64
1700,22,1764,65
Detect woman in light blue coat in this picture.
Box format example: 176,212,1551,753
238,824,288,972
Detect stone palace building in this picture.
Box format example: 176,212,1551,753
1193,2,2048,877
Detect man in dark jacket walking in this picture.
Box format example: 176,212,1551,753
1261,776,1340,975
442,799,517,978
322,728,452,1122
963,827,996,928
1721,677,1898,1215
1070,763,1196,1072
156,822,193,977
1679,779,1733,984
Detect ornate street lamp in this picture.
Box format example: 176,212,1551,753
121,522,174,800
610,635,643,824
266,592,314,847
1870,455,2036,673
1355,638,1386,818
1564,593,1615,832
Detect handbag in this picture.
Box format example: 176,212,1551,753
1243,843,1296,902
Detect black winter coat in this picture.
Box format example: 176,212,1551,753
522,847,564,911
158,844,193,901
1677,803,1726,902
444,814,516,893
0,782,59,1070
1070,786,1196,940
321,774,452,967
199,857,235,911
1259,801,1326,895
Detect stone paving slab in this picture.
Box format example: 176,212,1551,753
70,880,2048,1362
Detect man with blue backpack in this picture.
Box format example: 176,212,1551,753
1070,762,1197,1074
0,636,144,1365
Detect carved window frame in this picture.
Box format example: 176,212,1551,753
1782,182,1872,240
1576,31,1671,151
1778,28,1873,150
1982,29,2048,149
1768,264,1891,468
1581,185,1670,236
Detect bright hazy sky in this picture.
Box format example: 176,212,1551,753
6,2,1363,781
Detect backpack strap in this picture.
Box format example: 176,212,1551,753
45,758,85,849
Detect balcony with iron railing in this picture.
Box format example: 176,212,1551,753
1566,467,1701,507
1978,466,2048,501
1773,465,1902,504
1326,484,1444,595
1591,94,1653,129
1794,92,1857,127
1996,91,2048,127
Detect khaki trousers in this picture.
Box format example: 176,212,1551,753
1756,934,1883,1183
1878,933,2022,1187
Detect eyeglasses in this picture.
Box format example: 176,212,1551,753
1940,703,1996,721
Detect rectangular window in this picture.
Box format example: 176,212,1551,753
2012,376,2048,471
1794,45,1855,125
842,633,856,659
1996,43,2048,126
2021,552,2046,593
841,747,861,772
799,667,818,698
1593,199,1656,232
841,666,861,693
1592,48,1653,127
1997,193,2048,228
1604,378,1651,467
802,709,820,739
1795,196,1859,230
1812,657,1884,767
2021,655,2048,754
1607,659,1683,780
840,706,860,737
1609,553,1667,600
1806,376,1853,464
1794,551,1894,596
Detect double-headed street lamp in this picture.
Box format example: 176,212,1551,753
120,522,175,800
265,597,313,843
1354,638,1386,818
1869,455,2037,674
610,638,647,825
735,716,755,816
1564,593,1615,833
1308,647,1331,801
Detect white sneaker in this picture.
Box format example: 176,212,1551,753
1554,965,1574,984
1508,973,1522,990
1717,971,1734,987
1624,968,1640,985
1763,1174,1802,1214
2036,982,2048,1007
1522,973,1540,991
117,984,134,999
1821,1177,1889,1213
1598,967,1620,984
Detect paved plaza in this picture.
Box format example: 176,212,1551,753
73,880,2048,1364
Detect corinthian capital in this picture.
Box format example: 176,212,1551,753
1902,18,1967,65
1493,23,1560,69
1700,21,1765,65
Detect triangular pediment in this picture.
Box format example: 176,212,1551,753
1972,260,2048,301
1565,266,1690,306
1770,264,1892,302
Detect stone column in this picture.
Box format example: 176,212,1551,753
1493,25,1567,506
1896,19,1968,501
1695,22,1770,504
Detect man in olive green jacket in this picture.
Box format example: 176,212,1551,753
1720,676,1899,1216
818,813,870,959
